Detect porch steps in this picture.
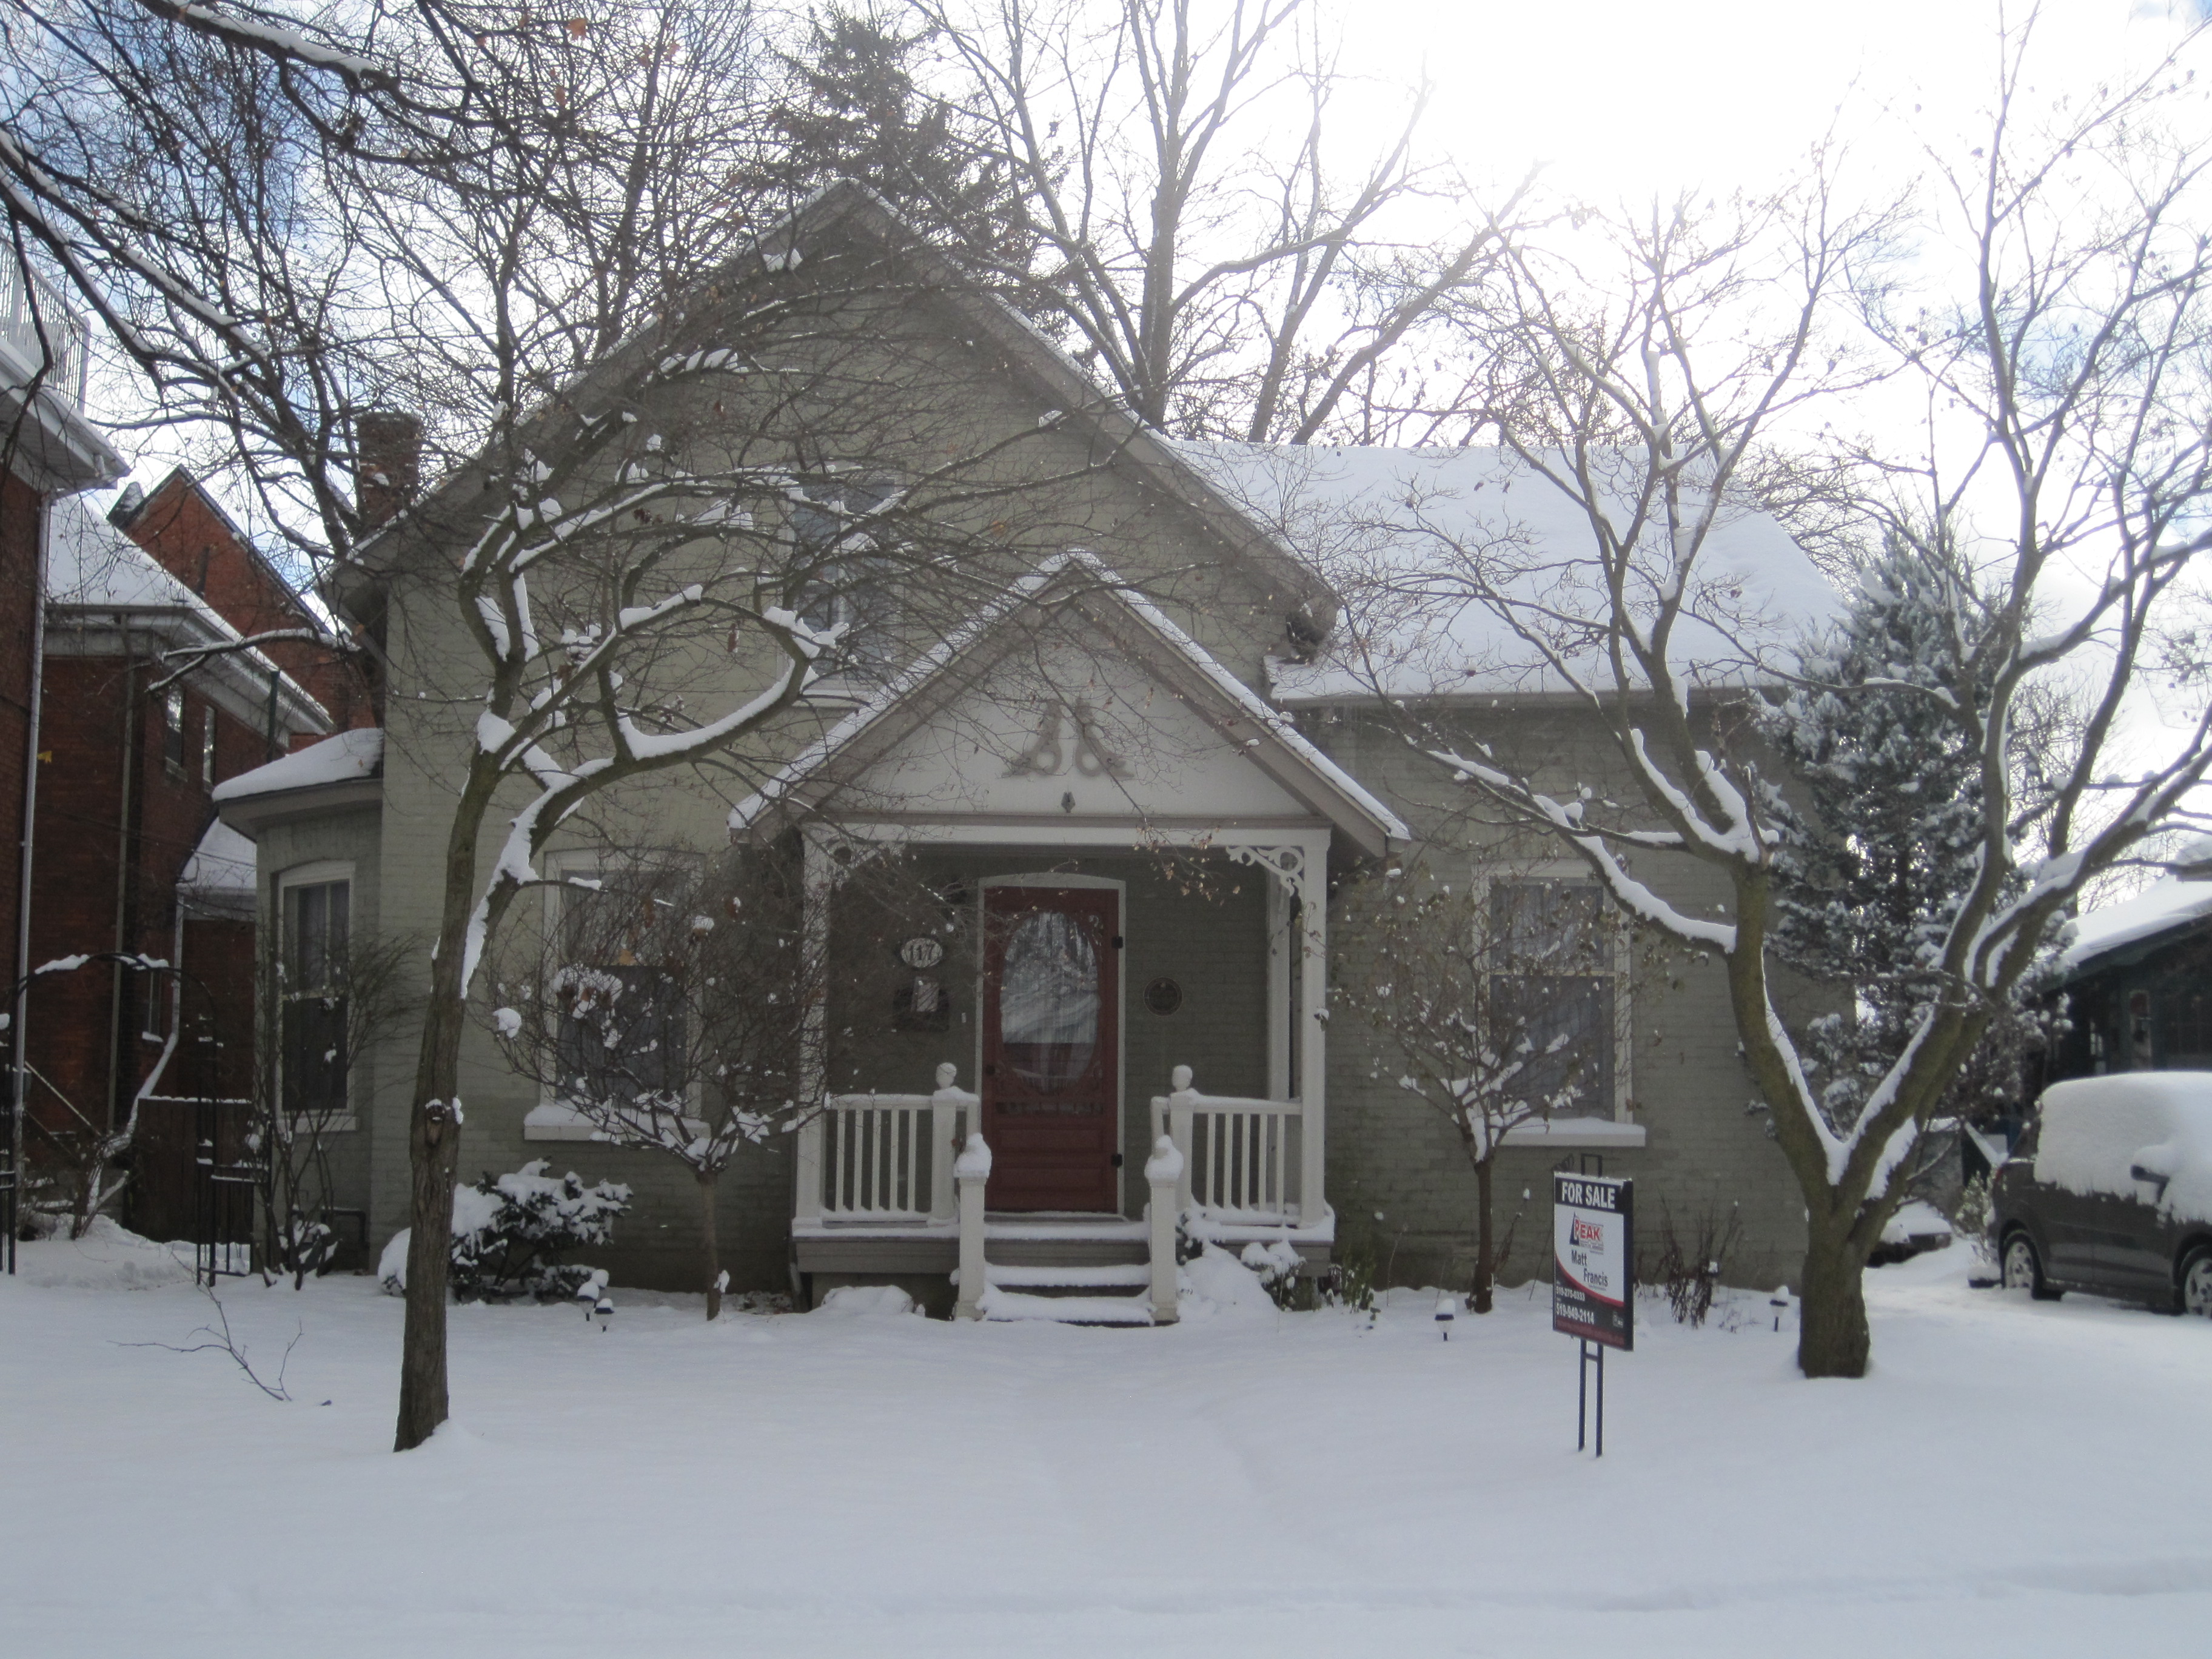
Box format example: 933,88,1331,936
974,1287,1155,1325
970,1217,1158,1324
985,1262,1150,1290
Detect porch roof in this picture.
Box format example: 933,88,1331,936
728,551,1408,858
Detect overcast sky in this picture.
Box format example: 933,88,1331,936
1348,0,2208,199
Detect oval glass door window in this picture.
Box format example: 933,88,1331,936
999,910,1100,1093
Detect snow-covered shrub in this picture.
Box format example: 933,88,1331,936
378,1162,631,1302
815,1284,917,1316
1239,1239,1305,1310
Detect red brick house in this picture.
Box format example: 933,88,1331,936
2,263,126,1258
108,468,377,742
21,494,335,1237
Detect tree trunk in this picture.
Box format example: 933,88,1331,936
699,1171,722,1321
1795,1220,1872,1378
395,991,466,1451
1470,1154,1496,1314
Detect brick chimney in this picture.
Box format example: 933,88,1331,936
355,410,422,530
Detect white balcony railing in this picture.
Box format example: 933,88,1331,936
0,260,90,407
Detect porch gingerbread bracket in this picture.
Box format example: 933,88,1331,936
1223,843,1315,911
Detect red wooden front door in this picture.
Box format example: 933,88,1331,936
981,885,1120,1212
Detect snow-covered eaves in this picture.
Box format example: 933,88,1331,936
1168,441,1835,705
44,495,330,738
213,725,384,840
727,550,1407,857
176,819,256,919
0,349,126,495
2059,867,2212,977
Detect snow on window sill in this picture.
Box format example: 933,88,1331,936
1510,1116,1647,1149
523,1103,601,1142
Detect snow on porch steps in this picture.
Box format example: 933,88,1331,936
973,1286,1156,1325
983,1262,1151,1290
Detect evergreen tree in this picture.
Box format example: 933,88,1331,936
1762,535,2058,1139
765,7,1037,284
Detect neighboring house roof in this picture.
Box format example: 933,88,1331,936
213,725,384,839
2060,846,2212,977
1169,441,1835,703
728,551,1409,858
44,495,331,737
177,819,257,919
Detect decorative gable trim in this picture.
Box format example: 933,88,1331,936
728,551,1404,859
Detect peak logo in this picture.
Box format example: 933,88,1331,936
1570,1216,1605,1247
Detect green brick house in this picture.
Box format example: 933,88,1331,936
213,187,1824,1313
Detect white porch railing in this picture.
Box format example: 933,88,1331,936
796,1063,976,1224
1151,1066,1305,1223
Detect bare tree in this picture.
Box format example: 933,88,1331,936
913,0,1518,440
1,0,780,569
1336,856,1627,1313
258,927,413,1288
486,845,943,1319
1357,16,2212,1377
4,0,1135,1450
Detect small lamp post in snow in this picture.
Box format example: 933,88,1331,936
1435,1290,1459,1339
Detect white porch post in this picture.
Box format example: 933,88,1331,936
1145,1134,1184,1323
928,1062,968,1222
954,1133,991,1319
792,831,837,1225
1167,1066,1197,1217
1295,846,1328,1227
1265,871,1292,1102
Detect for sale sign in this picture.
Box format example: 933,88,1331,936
1552,1173,1634,1351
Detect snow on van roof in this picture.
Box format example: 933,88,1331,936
2033,1071,2212,1226
1168,441,1837,703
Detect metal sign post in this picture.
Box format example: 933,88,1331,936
1553,1169,1633,1456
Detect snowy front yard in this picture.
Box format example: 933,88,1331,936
4,1235,2208,1658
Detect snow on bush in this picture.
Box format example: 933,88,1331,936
814,1285,916,1316
1239,1239,1304,1309
1179,1244,1279,1320
2033,1073,2212,1225
378,1162,631,1302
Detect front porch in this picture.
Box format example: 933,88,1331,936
788,837,1339,1321
791,1057,1339,1319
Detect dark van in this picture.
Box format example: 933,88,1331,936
1993,1073,2212,1315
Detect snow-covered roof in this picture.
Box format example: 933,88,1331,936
44,495,331,736
213,725,384,805
179,819,256,891
2060,845,2212,973
1168,442,1837,703
177,819,257,917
